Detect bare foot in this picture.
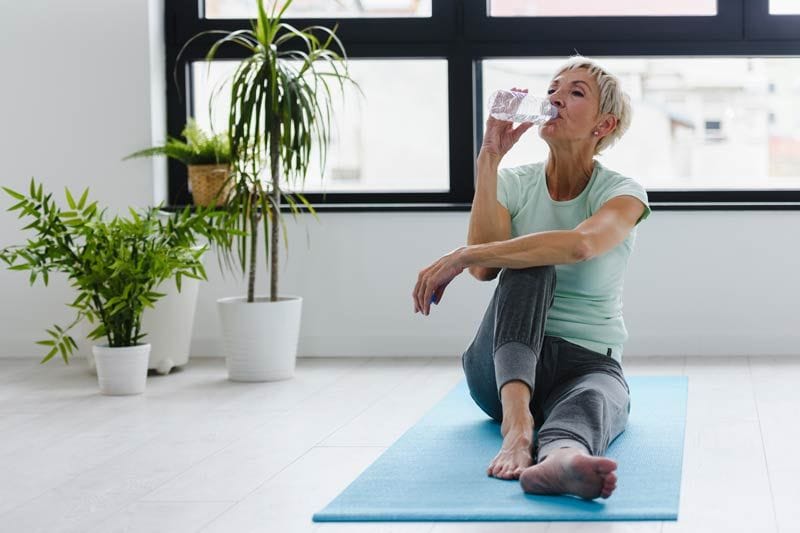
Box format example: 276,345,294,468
487,413,534,480
519,447,618,499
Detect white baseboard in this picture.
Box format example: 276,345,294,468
3,335,799,359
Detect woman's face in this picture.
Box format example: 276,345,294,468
538,68,604,148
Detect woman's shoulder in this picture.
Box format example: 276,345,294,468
592,161,646,192
589,161,650,211
499,161,546,183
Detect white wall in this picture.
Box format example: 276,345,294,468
2,1,799,360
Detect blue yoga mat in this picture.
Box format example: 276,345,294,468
313,375,687,522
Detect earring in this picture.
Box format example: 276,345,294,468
593,131,598,136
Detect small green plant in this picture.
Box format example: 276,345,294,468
124,118,231,165
0,179,231,364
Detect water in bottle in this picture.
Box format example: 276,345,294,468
488,89,558,125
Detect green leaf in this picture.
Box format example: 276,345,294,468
77,188,89,210
65,188,76,210
2,187,25,201
40,346,58,364
35,340,55,346
87,323,106,340
137,294,154,309
70,292,88,307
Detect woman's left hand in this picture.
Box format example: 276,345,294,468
413,246,469,316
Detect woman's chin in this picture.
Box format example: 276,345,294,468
539,127,556,140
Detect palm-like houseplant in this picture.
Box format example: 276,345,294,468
180,0,362,381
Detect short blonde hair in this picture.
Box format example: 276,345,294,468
553,56,632,155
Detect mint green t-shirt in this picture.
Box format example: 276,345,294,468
496,160,651,364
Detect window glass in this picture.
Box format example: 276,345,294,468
482,58,800,189
489,0,716,17
769,0,800,14
192,59,449,193
205,0,432,19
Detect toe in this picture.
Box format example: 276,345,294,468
595,458,617,474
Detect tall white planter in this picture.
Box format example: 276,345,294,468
217,296,303,382
92,344,151,395
140,275,201,374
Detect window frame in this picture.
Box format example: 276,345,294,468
746,0,800,39
165,0,800,211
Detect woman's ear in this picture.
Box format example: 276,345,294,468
595,114,618,139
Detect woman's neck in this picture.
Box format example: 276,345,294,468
545,150,596,201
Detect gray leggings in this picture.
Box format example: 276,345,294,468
461,265,631,463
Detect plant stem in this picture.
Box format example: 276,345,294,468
247,194,258,303
270,125,280,303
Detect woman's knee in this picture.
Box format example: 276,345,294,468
498,265,556,291
500,265,555,281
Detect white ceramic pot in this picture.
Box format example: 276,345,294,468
92,344,151,395
217,295,302,382
81,265,202,376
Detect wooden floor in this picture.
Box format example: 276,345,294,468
0,354,795,533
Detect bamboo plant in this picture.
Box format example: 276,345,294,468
0,180,229,363
180,0,363,302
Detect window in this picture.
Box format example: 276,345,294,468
769,0,800,14
488,0,716,17
483,57,800,191
745,0,800,39
166,0,800,210
704,120,724,141
204,0,432,19
191,59,450,193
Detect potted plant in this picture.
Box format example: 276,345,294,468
124,118,233,207
179,0,363,381
0,180,227,394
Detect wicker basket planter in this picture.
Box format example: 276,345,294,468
187,164,232,207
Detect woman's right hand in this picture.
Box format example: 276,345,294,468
480,87,535,160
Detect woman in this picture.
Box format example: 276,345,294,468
411,56,650,500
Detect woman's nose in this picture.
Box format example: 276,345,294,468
549,93,564,108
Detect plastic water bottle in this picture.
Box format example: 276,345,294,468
488,89,558,125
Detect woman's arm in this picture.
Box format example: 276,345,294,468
467,151,511,281
411,228,583,315
461,229,587,270
460,195,645,271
